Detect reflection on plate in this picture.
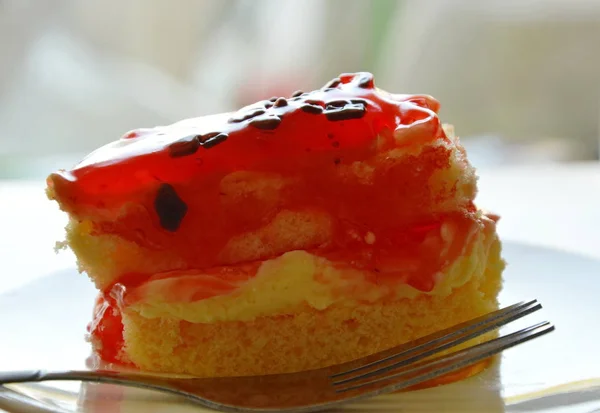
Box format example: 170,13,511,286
0,242,599,412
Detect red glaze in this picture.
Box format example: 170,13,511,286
48,73,464,279
49,73,442,202
88,295,126,363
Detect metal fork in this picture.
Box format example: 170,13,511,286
1,300,553,412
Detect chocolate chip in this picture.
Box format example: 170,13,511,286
300,104,323,114
264,102,274,109
198,132,221,142
228,108,266,123
227,116,244,123
168,136,200,158
252,109,267,117
323,77,341,89
305,99,323,106
269,96,278,102
273,98,288,107
154,183,188,232
291,90,304,98
323,88,336,92
249,115,282,130
324,103,366,121
350,98,368,105
326,100,350,109
201,132,228,148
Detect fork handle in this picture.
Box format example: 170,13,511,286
0,370,123,385
0,370,46,384
0,370,174,388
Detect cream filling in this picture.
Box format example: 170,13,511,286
127,217,500,323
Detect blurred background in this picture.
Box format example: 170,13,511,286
1,0,600,179
2,1,600,403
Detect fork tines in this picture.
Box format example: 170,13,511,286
331,299,553,393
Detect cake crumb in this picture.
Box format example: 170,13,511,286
54,240,68,253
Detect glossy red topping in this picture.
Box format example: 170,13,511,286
48,72,443,207
49,72,469,288
88,295,126,363
55,73,491,371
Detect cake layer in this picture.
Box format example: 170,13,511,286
89,213,503,366
114,245,502,377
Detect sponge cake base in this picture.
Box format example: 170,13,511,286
119,243,502,377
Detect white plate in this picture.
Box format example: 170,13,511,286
0,242,599,413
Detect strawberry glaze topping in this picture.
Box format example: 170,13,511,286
47,72,480,291
49,72,481,299
48,72,443,213
60,73,491,363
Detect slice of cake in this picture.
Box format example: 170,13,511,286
47,72,504,377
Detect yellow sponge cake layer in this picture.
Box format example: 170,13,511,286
86,212,503,376
120,234,502,376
